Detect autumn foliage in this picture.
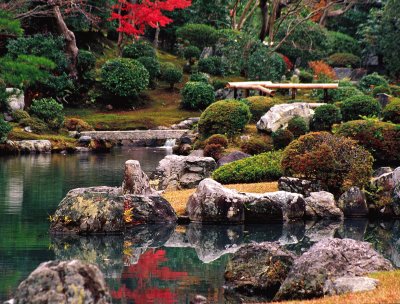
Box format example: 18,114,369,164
308,60,336,80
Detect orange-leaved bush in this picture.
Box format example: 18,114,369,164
281,132,373,194
308,60,336,80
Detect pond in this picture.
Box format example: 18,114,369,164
0,148,399,303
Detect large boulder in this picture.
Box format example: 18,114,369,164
338,187,368,217
122,160,157,195
12,260,111,303
153,155,217,190
275,238,393,301
13,140,52,154
278,177,322,197
323,276,379,296
217,151,250,167
225,242,295,298
256,102,325,133
6,88,24,112
305,191,343,220
187,179,305,223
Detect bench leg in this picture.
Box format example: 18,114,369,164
291,88,297,100
324,89,329,102
244,89,250,98
234,88,238,99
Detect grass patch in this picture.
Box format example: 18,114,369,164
277,270,400,304
162,181,278,216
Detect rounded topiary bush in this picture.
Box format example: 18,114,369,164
184,46,201,62
281,132,373,194
240,136,273,155
29,98,64,129
272,129,294,149
335,120,400,163
198,99,251,138
122,41,156,59
189,72,209,83
11,110,30,122
327,52,360,67
101,58,149,98
204,134,229,148
77,50,96,73
383,98,400,124
299,71,314,83
359,73,389,93
248,49,286,81
341,95,381,121
325,85,364,102
311,104,342,131
372,85,391,97
176,23,219,49
287,116,309,138
162,65,183,89
212,151,283,184
198,56,225,76
0,118,12,143
64,118,94,132
181,81,215,110
137,56,161,84
245,96,284,123
204,143,224,160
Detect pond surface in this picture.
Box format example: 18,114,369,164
0,148,399,303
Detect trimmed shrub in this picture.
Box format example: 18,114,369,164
359,73,389,93
19,117,49,134
0,118,12,143
161,65,183,89
372,85,391,97
335,120,400,163
281,132,373,194
101,58,149,98
204,143,224,160
181,81,215,110
64,118,94,132
326,31,361,56
176,24,219,49
77,50,96,73
29,98,64,129
240,136,273,155
189,72,209,83
341,95,381,121
245,96,284,123
212,79,227,90
272,129,294,149
287,116,309,138
212,151,283,184
204,134,228,148
311,104,342,131
11,110,30,122
184,46,201,62
122,41,156,59
137,56,161,84
309,60,336,80
383,98,400,124
299,71,314,83
248,49,286,81
327,52,360,67
198,99,251,138
198,56,225,76
327,85,364,102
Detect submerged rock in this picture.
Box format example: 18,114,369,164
12,260,111,303
323,277,379,296
305,191,343,220
275,238,393,301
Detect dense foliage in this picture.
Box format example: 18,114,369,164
245,96,283,123
181,81,215,110
240,137,273,155
204,134,229,148
29,98,64,129
358,73,389,93
382,99,400,124
311,104,342,131
161,64,183,89
341,95,381,121
122,41,156,59
198,56,225,76
176,23,219,49
287,116,309,138
0,119,12,143
272,129,294,149
248,50,286,81
327,53,360,67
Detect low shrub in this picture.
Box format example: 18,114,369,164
176,23,219,49
326,85,364,102
101,58,149,98
181,81,215,110
287,116,309,138
64,118,94,132
161,65,183,89
281,132,373,194
137,56,161,85
341,95,381,121
272,129,294,149
212,151,283,184
335,120,400,163
198,99,251,138
29,98,64,129
184,46,201,63
359,73,389,93
327,52,360,67
240,136,273,155
245,96,284,123
204,134,228,148
122,41,155,59
299,71,314,83
372,85,391,97
248,49,286,81
77,50,96,73
198,56,225,76
311,104,342,131
212,79,227,90
204,143,224,160
11,110,30,122
309,60,336,80
382,98,400,124
189,72,209,83
19,117,49,134
0,118,12,143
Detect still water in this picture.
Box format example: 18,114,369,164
0,148,399,303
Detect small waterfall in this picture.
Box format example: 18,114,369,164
162,138,176,148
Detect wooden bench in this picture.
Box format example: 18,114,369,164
227,81,339,101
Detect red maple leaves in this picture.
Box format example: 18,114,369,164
110,0,192,37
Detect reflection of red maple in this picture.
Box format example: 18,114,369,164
111,249,188,303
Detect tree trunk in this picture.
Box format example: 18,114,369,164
52,5,79,79
259,0,269,41
153,24,160,49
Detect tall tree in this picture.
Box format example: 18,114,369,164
230,0,259,31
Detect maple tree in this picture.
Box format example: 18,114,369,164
110,0,192,48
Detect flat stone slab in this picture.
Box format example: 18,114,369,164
78,130,190,141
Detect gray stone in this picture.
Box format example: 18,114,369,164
13,140,52,153
75,147,90,153
305,191,343,220
122,160,157,195
171,118,199,130
217,151,251,167
173,143,192,155
225,242,295,297
3,112,13,121
373,167,392,177
12,260,111,304
350,68,367,81
79,129,190,142
78,135,92,144
190,295,208,304
6,88,24,112
377,93,390,109
338,187,368,217
189,149,204,157
278,177,322,197
275,238,393,301
200,46,213,59
215,88,236,100
324,277,379,296
390,183,400,217
154,155,216,190
334,68,353,80
23,126,32,133
257,102,325,133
